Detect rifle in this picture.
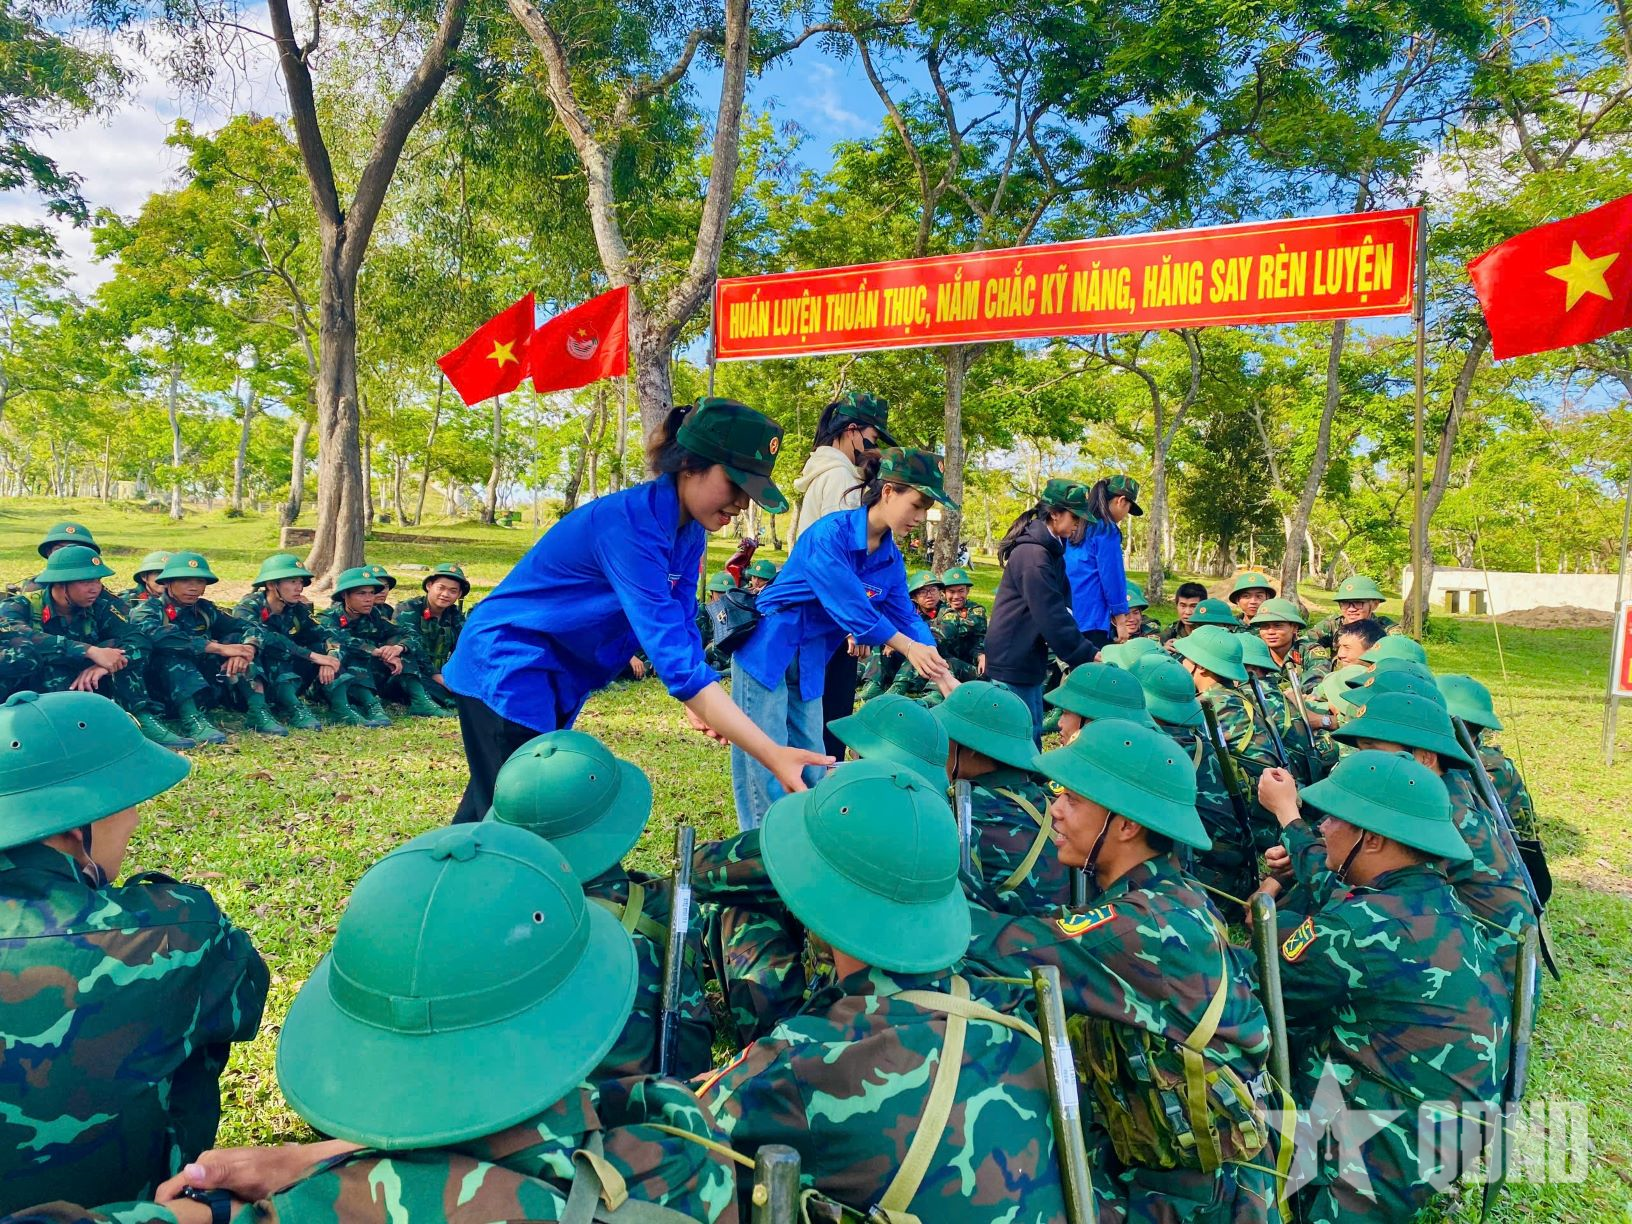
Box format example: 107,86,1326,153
1283,664,1319,752
1482,925,1541,1221
752,1145,801,1224
656,824,696,1077
954,780,974,881
1245,673,1292,771
1248,893,1293,1096
1200,701,1256,860
1032,966,1095,1224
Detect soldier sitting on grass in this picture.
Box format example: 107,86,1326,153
232,554,350,732
316,566,443,725
394,563,469,708
120,552,170,605
741,556,778,594
1159,579,1208,646
1307,573,1401,650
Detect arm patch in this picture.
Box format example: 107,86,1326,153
1055,904,1116,938
1281,916,1318,962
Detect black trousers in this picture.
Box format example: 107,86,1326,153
820,642,859,758
451,692,547,824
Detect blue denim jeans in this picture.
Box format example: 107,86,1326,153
730,656,826,831
991,680,1045,747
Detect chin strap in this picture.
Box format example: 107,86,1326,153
1078,811,1116,901
78,824,107,889
1334,836,1365,886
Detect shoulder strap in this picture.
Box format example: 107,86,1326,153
1189,736,1205,768
561,1130,705,1224
873,976,972,1223
1175,943,1232,1173
591,884,646,936
993,787,1053,894
891,978,1043,1044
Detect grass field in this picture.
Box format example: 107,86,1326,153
4,499,1629,1221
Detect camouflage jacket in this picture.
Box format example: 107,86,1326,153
0,843,269,1214
1268,640,1330,691
129,596,251,655
0,589,145,667
1201,685,1281,852
934,602,988,667
1440,769,1537,995
231,591,340,664
1247,678,1325,785
394,596,465,673
1477,738,1537,841
859,610,934,699
1307,611,1401,652
699,964,1065,1224
1159,620,1195,646
1153,720,1257,914
962,767,1075,913
116,587,155,606
315,604,403,662
1276,839,1507,1223
1130,613,1161,640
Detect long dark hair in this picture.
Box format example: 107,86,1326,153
645,404,716,477
844,451,885,503
815,403,866,449
997,501,1050,563
1083,479,1117,530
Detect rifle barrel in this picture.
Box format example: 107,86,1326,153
1032,966,1094,1224
656,823,696,1077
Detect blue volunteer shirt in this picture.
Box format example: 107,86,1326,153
1064,521,1129,633
735,506,933,701
442,476,714,732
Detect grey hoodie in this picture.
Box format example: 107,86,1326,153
791,445,862,541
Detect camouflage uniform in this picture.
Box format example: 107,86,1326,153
858,607,934,702
1154,719,1257,917
934,601,988,678
0,842,269,1213
964,768,1076,912
395,595,466,677
1132,613,1162,640
1307,612,1400,652
1160,621,1195,646
1441,769,1536,997
128,593,262,712
315,601,422,698
1201,685,1281,853
232,589,351,696
1477,738,1537,840
0,590,154,715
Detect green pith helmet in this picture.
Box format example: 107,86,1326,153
760,762,968,973
677,397,788,513
1124,581,1149,610
931,681,1039,771
364,563,398,591
332,566,387,599
939,566,974,588
1437,674,1503,731
827,694,949,792
133,551,171,580
253,553,314,588
1189,598,1240,627
277,822,637,1150
706,571,738,594
1320,665,1369,718
156,551,218,584
1238,632,1277,672
1173,625,1247,683
1362,635,1427,665
1371,657,1435,681
1105,473,1144,516
33,545,115,586
1251,597,1306,627
1033,719,1209,851
1228,571,1276,602
829,389,895,446
1131,654,1204,728
878,447,959,510
1040,476,1091,518
0,691,191,851
486,731,652,882
424,562,470,597
1044,662,1156,728
744,558,778,583
37,521,97,558
1335,575,1386,603
1355,670,1447,707
1334,692,1472,766
906,568,943,595
1099,638,1164,670
1298,749,1470,861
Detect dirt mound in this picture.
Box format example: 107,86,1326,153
1492,605,1614,629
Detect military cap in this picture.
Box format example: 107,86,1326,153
424,562,470,597
33,545,115,586
744,557,778,583
1319,665,1369,719
1172,625,1248,683
1040,477,1091,518
364,563,398,591
827,694,948,791
1362,635,1427,665
486,730,652,882
706,571,739,594
1355,669,1447,707
1033,719,1209,850
1228,571,1276,602
931,681,1039,771
878,447,958,511
829,389,895,445
1098,638,1164,670
906,568,943,595
939,566,974,588
156,551,218,584
1105,473,1143,515
37,521,97,557
760,761,968,973
253,553,314,587
1189,597,1240,627
1124,581,1149,610
1130,654,1204,728
133,550,171,579
1238,632,1277,671
1334,692,1472,766
0,691,190,850
331,566,387,598
1298,749,1470,861
1437,674,1503,731
677,397,789,513
277,823,637,1149
1043,662,1156,728
1250,597,1306,627
1334,575,1386,602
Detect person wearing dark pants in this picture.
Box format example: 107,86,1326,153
820,642,861,758
449,692,550,823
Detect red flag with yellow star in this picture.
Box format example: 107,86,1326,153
437,294,536,406
1469,194,1632,359
530,287,629,394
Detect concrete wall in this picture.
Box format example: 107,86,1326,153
1405,566,1624,614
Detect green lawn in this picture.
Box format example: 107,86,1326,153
5,501,1629,1220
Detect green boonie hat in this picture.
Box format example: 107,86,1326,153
1131,655,1204,728
1320,665,1369,718
1099,639,1164,670
1173,625,1247,683
1251,597,1306,628
1335,575,1386,602
761,762,968,972
332,566,387,598
706,571,738,594
878,447,959,511
253,553,314,587
424,563,470,597
0,691,191,850
38,521,97,557
1040,477,1091,518
34,545,115,585
1228,571,1276,602
1033,719,1209,851
1299,749,1470,861
931,681,1039,771
828,694,949,792
156,551,218,584
1356,670,1447,708
1437,674,1502,731
1189,598,1240,627
1124,581,1148,610
939,566,974,588
1363,635,1427,665
906,568,943,595
1106,473,1143,516
1238,633,1277,671
1044,663,1156,728
277,822,637,1149
133,551,171,579
676,397,789,514
486,731,652,882
1334,692,1471,766
830,390,895,446
745,558,778,582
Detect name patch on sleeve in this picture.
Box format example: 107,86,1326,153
1056,904,1116,938
1281,917,1318,962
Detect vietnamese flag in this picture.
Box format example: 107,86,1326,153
530,286,630,393
437,294,536,405
1469,193,1632,359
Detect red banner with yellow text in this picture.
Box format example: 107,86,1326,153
713,208,1421,361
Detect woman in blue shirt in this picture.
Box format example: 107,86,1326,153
1064,474,1142,647
443,398,831,823
729,447,955,828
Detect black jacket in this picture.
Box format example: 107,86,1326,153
985,518,1098,685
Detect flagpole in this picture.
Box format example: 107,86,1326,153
1603,474,1632,765
707,285,719,396
1411,202,1430,637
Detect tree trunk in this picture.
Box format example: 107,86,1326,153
933,347,970,570
166,359,184,520
305,240,368,583
363,428,376,528
613,375,629,491
1280,319,1347,595
630,313,676,440
415,380,445,526
483,392,503,525
233,387,258,513
561,396,599,513
100,434,112,501
393,453,408,525
1145,444,1170,603
283,414,312,526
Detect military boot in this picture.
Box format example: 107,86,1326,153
401,677,448,718
273,681,322,731
134,710,195,751
243,689,289,737
323,679,369,727
176,697,228,746
351,686,392,728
